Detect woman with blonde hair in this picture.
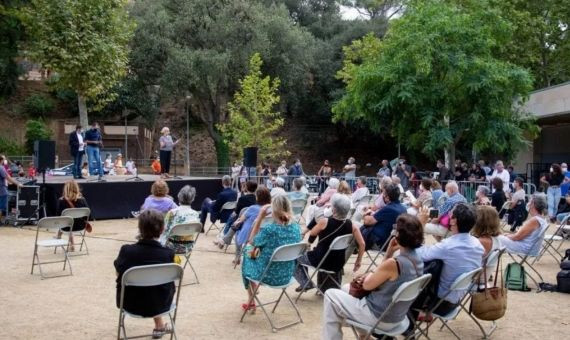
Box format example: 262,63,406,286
472,205,502,255
141,180,178,214
114,153,127,175
159,127,180,179
56,180,89,251
337,180,352,196
240,195,301,312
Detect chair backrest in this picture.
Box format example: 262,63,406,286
122,263,183,287
221,201,237,211
61,207,91,219
169,222,202,238
449,267,483,291
392,274,432,303
483,247,505,269
38,216,74,231
270,242,307,262
329,234,354,251
422,198,433,209
291,199,307,214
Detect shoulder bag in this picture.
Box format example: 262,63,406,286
470,256,507,321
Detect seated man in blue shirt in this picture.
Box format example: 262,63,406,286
360,183,406,250
414,203,484,316
199,175,238,231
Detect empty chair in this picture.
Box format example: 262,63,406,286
117,263,184,340
206,201,237,235
31,216,74,279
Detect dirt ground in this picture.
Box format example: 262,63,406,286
1,219,569,340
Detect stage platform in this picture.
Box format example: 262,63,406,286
41,175,222,220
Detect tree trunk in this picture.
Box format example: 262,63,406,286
444,143,455,173
78,94,88,128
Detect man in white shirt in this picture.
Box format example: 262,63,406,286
352,176,370,204
68,125,85,179
489,160,510,192
270,177,287,198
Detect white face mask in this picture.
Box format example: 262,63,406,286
562,167,567,173
550,167,554,173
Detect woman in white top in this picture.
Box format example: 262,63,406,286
276,161,288,177
499,193,548,256
472,205,502,256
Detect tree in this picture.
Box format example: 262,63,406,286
333,0,538,167
24,119,52,154
346,0,407,20
21,0,135,128
0,1,25,98
131,0,315,167
219,53,289,161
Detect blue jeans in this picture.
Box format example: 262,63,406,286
547,186,561,218
85,146,103,177
557,212,569,223
200,198,214,225
0,194,7,216
72,151,84,178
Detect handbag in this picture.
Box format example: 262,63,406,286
470,256,507,321
349,276,371,298
65,198,92,233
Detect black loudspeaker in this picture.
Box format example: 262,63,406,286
34,140,55,172
243,147,258,168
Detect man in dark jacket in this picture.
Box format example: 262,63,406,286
68,125,85,179
199,175,238,230
437,159,453,182
84,122,104,180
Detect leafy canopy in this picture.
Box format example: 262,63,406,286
333,0,537,160
219,53,289,161
21,0,135,104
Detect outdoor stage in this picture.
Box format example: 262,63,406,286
42,175,222,220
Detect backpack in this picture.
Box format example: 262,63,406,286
558,250,570,294
504,262,530,291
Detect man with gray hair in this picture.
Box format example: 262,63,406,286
270,176,287,198
489,160,511,192
424,180,466,237
199,175,237,231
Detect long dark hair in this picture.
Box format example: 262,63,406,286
552,163,562,176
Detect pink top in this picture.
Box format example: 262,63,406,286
317,188,337,207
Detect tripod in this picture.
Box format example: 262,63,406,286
125,160,144,182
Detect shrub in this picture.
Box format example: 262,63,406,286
0,137,26,155
25,119,52,154
23,94,55,117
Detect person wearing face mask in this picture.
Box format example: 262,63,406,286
68,125,86,179
84,122,105,181
0,155,23,221
343,157,357,190
541,163,565,222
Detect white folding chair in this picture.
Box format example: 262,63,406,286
422,198,434,209
240,242,308,332
534,214,570,264
409,267,483,340
365,229,396,272
206,201,237,235
346,274,432,340
506,225,548,289
30,216,74,279
295,234,354,302
117,263,184,340
169,222,202,286
60,207,91,256
291,198,308,225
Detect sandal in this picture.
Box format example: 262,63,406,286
152,323,171,339
241,302,256,313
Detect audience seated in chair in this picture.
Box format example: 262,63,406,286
214,181,258,249
141,180,178,214
407,178,433,216
114,153,127,175
361,183,406,250
556,192,570,224
288,178,309,201
498,193,548,257
472,205,502,281
270,177,287,198
430,180,444,210
474,185,491,206
306,178,340,222
114,209,176,339
294,194,365,293
55,179,89,252
412,203,484,320
491,177,507,214
322,214,425,339
160,185,200,253
199,175,238,230
240,195,302,312
351,176,370,204
424,181,467,238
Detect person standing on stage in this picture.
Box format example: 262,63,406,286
68,125,85,179
159,127,180,179
84,122,105,180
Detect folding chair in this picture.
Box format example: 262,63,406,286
498,201,513,230
169,222,202,286
117,263,184,340
30,216,74,279
290,198,308,225
422,198,434,209
295,234,354,302
205,201,237,235
240,242,308,332
345,274,432,340
506,225,548,289
452,248,506,339
60,207,91,256
408,267,483,340
533,214,570,264
365,229,396,272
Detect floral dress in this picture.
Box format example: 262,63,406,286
159,205,200,254
241,222,301,288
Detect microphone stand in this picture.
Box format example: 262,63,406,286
170,137,183,180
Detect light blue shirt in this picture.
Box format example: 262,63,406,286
438,192,467,216
288,191,308,201
416,233,484,304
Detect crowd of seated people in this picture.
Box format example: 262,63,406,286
159,185,199,253
199,175,238,231
424,181,467,238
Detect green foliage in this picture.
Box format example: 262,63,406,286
24,119,52,154
333,0,537,162
0,1,25,97
23,94,55,118
219,53,289,161
0,136,25,155
21,0,135,123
